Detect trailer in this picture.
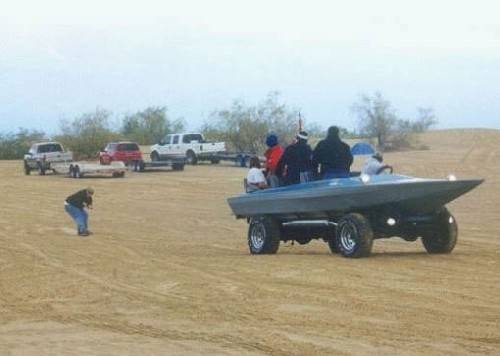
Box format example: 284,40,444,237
52,161,127,178
211,152,254,167
211,153,267,167
128,158,186,172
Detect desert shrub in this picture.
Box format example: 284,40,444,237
54,108,121,159
412,107,438,133
351,92,397,150
202,92,303,153
121,106,185,145
0,128,46,159
352,92,437,151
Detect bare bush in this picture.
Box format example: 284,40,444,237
121,106,185,145
352,92,437,151
54,108,121,159
351,92,397,150
202,92,300,153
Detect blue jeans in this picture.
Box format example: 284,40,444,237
64,203,88,233
267,174,281,188
300,171,314,183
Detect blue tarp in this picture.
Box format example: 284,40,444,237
351,142,375,156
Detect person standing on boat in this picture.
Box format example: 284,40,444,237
264,133,284,187
275,131,314,185
312,126,353,179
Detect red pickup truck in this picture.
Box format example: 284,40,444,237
99,142,143,165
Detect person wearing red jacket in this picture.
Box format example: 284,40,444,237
264,133,284,187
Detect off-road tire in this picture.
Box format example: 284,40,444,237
210,158,220,164
421,208,458,254
335,213,373,258
186,150,198,165
248,216,281,254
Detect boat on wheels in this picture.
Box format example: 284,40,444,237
227,173,483,258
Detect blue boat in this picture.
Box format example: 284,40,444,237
227,174,483,258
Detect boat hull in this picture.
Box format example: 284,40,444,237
227,175,483,219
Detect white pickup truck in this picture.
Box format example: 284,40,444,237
23,142,73,175
150,133,226,164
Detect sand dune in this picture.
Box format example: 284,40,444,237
1,129,499,355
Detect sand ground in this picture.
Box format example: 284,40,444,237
1,129,499,355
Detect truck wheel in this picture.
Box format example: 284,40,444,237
151,151,160,162
186,150,198,165
37,162,46,176
238,155,248,168
210,158,220,164
247,216,281,254
132,160,143,172
172,163,185,171
73,166,82,178
335,213,373,258
421,208,457,254
24,161,31,175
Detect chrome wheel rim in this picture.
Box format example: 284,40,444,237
250,222,266,250
340,223,357,252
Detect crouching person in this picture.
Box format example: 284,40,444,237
64,187,94,236
246,156,268,192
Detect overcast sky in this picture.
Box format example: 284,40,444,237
1,0,499,134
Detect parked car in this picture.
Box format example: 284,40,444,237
23,142,73,175
99,142,143,165
150,133,225,164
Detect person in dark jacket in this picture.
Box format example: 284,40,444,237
275,131,314,185
312,126,353,179
64,187,94,236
